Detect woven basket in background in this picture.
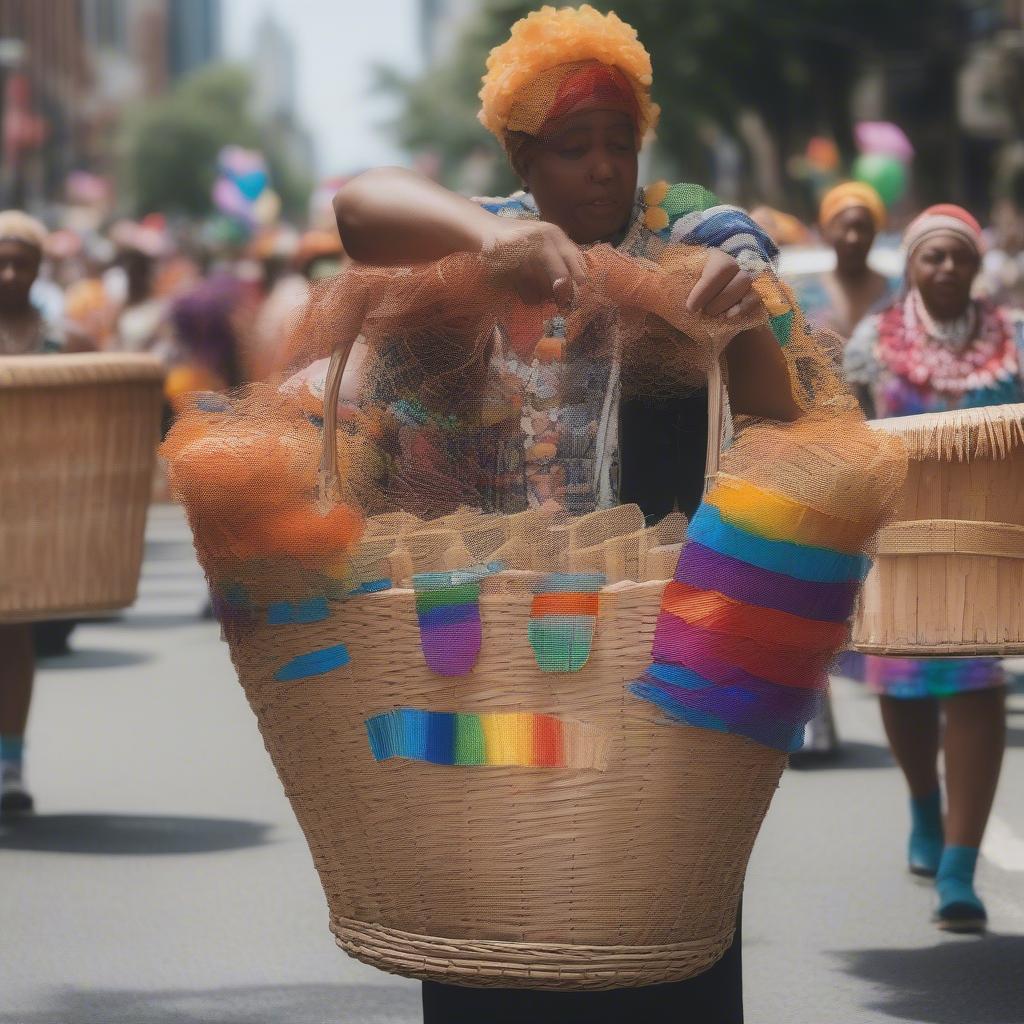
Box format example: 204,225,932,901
853,403,1024,656
0,353,164,622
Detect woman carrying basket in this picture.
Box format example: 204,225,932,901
331,7,826,1022
164,6,900,1021
845,204,1023,932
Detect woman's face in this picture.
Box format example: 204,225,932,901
0,239,41,312
824,206,876,274
910,231,979,319
520,109,639,245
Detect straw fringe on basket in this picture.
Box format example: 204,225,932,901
869,402,1024,462
0,353,164,621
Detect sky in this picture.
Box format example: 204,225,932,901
223,0,423,178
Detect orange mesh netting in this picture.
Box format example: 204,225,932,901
163,186,906,751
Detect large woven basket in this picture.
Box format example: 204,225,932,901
212,352,787,990
0,353,164,622
853,403,1024,656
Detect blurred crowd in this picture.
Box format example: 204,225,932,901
0,209,347,403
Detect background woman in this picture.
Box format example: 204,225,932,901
785,182,898,757
844,204,1023,932
793,181,897,345
334,7,804,1021
0,210,62,816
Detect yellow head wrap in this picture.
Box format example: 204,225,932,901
819,182,886,231
0,209,48,251
478,5,659,149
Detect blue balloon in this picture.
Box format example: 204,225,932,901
234,169,268,201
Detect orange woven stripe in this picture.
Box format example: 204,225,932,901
531,592,600,617
661,580,847,650
533,714,565,767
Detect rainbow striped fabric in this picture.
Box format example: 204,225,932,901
528,572,606,672
412,562,503,676
365,708,605,769
630,475,871,753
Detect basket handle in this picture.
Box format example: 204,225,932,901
316,331,727,507
703,355,724,498
316,335,356,509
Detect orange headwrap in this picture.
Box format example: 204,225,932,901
478,5,659,151
819,182,886,231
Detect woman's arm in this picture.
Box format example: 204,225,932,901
724,325,803,422
334,167,586,304
334,168,496,265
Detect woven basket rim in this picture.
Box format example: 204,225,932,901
868,402,1024,462
0,352,166,388
342,573,669,598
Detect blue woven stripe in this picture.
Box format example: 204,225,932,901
273,644,350,682
267,597,330,625
687,504,868,584
417,602,480,629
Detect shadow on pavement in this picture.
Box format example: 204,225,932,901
37,646,154,670
839,935,1024,1023
789,740,894,771
0,982,421,1024
0,813,272,856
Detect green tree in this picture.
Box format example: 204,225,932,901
117,64,311,219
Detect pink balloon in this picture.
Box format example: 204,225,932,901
855,121,914,163
212,177,254,224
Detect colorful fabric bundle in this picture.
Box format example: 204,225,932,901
630,475,871,753
641,181,779,275
412,563,502,676
365,708,605,769
528,572,606,672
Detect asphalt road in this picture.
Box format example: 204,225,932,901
2,505,1022,1024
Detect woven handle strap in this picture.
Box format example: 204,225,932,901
876,519,1024,559
317,335,356,509
704,356,724,498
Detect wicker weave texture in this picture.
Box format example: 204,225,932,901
853,404,1024,655
229,578,785,989
0,354,164,621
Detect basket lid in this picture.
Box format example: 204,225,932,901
868,403,1024,462
0,353,166,388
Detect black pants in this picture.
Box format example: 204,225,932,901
422,905,743,1024
618,391,710,522
423,393,739,1023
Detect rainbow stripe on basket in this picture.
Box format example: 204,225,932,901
629,476,871,753
412,562,503,676
528,572,606,672
365,708,605,769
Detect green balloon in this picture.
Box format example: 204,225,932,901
852,154,907,207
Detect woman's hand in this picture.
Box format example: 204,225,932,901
686,249,762,320
480,218,587,308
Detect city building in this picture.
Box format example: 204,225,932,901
0,0,222,209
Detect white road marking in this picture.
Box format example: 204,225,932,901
982,815,1024,873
